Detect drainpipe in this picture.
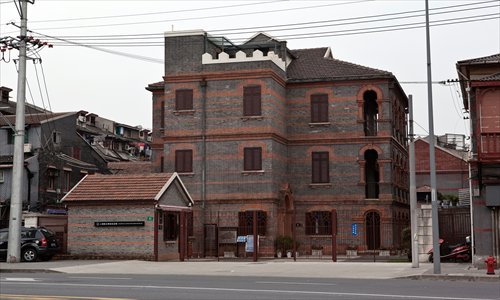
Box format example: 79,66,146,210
200,32,208,258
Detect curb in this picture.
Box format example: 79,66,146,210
401,274,500,282
0,269,61,273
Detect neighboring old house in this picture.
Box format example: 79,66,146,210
0,112,108,223
457,53,500,267
415,134,469,205
147,30,410,258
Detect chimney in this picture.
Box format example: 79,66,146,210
1,86,12,103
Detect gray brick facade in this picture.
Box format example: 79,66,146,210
148,30,410,257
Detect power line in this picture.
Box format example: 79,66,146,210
40,13,499,47
13,0,375,32
28,0,287,23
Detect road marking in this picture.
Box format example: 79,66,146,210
256,281,337,286
69,276,132,280
0,294,132,300
0,281,497,300
3,278,38,281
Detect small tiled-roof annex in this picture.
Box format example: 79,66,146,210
62,173,175,201
457,53,500,65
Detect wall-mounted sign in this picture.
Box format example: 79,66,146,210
237,236,247,243
218,228,237,244
146,216,154,221
351,223,358,236
95,221,145,227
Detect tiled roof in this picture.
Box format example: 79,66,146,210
146,81,164,91
457,53,500,65
108,161,152,174
478,72,500,81
287,47,393,82
62,173,175,201
0,112,72,126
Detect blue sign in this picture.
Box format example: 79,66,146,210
245,235,254,252
351,223,358,236
237,236,247,243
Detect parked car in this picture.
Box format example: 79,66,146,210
0,227,60,262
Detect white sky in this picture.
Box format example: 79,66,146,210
0,0,499,137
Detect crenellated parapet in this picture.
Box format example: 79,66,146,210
202,50,286,71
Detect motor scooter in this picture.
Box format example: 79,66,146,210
428,236,471,262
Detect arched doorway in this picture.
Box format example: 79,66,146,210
365,211,380,250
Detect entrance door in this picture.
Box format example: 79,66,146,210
366,211,380,250
204,224,217,257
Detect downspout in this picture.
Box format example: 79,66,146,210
24,165,33,211
200,33,208,257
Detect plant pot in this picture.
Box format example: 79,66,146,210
287,251,292,258
277,251,282,258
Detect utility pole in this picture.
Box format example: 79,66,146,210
7,0,29,263
425,0,441,274
408,95,419,268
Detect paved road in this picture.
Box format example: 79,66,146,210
1,273,499,300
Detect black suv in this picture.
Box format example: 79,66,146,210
0,227,60,262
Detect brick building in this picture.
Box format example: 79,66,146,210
457,53,500,266
414,135,469,204
147,30,410,258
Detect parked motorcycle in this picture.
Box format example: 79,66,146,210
428,236,471,263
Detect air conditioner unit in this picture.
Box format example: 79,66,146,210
23,143,32,153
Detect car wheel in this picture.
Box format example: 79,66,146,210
22,248,38,262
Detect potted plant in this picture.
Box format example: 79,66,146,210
311,244,323,256
346,244,358,257
275,235,293,258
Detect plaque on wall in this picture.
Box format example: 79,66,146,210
218,227,237,244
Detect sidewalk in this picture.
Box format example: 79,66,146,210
1,258,498,282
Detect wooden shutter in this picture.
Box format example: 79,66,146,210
312,152,329,183
311,94,328,123
244,147,262,171
243,86,261,116
175,150,193,172
176,89,193,110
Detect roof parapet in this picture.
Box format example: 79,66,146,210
202,49,286,71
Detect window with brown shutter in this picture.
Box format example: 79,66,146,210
312,151,329,183
243,85,261,116
238,210,267,236
244,147,262,171
175,89,193,111
311,94,328,123
305,211,332,235
175,150,193,173
160,100,165,128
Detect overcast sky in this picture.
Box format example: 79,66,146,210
1,0,499,137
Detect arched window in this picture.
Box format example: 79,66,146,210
363,90,378,136
365,149,380,199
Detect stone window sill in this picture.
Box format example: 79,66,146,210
309,183,332,189
177,172,195,177
241,116,264,121
173,110,195,115
242,170,265,176
309,122,330,127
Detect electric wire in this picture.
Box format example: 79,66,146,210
32,1,499,42
28,0,287,23
21,0,374,31
39,13,500,47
